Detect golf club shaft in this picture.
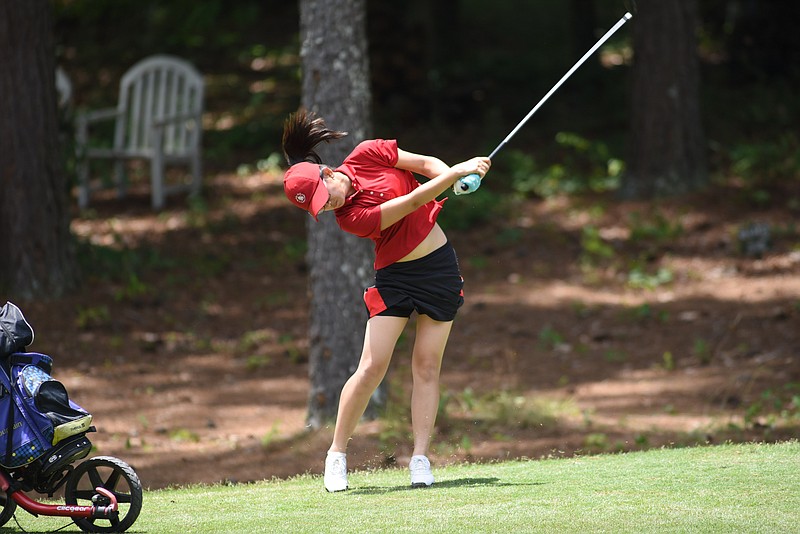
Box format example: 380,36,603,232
455,11,633,194
489,11,632,159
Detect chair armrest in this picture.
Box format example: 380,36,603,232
151,113,201,128
77,107,122,125
76,107,123,150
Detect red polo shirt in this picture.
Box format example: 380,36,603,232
334,139,444,270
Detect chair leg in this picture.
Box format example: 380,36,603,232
190,153,202,198
151,153,165,210
114,160,127,199
76,115,90,209
77,157,90,209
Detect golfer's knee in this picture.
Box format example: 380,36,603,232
354,362,386,388
412,358,441,384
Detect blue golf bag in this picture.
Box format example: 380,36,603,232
0,302,93,493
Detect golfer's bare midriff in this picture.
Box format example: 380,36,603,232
397,223,448,262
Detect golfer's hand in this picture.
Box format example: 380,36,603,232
452,157,491,180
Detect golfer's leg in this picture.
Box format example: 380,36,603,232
330,315,408,453
410,315,453,456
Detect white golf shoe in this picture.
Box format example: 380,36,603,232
409,455,434,488
324,451,348,492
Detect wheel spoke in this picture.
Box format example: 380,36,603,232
73,489,97,501
105,469,122,490
87,466,104,488
113,491,133,504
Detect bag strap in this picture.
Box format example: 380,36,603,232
2,383,13,466
0,320,12,360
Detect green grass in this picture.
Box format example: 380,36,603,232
8,441,798,533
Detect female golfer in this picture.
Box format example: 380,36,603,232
281,110,490,492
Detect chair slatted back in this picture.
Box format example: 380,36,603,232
114,55,204,155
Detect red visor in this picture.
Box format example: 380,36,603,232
283,162,329,221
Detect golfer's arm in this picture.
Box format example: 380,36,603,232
379,167,462,230
395,149,450,179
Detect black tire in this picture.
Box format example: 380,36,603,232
0,489,17,527
64,456,143,533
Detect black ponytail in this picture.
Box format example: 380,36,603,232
281,109,348,166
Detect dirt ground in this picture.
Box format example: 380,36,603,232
17,171,800,490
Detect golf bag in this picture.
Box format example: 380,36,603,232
0,302,142,532
0,302,93,483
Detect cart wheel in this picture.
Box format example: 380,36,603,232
64,456,143,533
0,489,17,528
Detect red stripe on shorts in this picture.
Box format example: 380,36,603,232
363,286,388,318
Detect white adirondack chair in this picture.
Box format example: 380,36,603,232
76,55,204,210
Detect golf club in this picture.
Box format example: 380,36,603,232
455,11,634,195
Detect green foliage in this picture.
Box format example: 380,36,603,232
278,333,304,364
169,428,200,443
113,273,152,302
744,383,800,429
75,305,111,329
495,227,523,247
507,133,623,198
439,388,577,434
537,325,565,350
583,432,610,452
257,152,284,174
184,196,211,228
236,329,275,369
484,391,558,429
53,1,281,62
721,132,800,209
629,303,669,323
662,351,676,371
692,338,712,365
237,329,272,354
192,252,232,278
205,116,287,165
626,265,673,290
580,225,615,266
437,188,504,231
260,422,282,448
702,75,800,204
76,239,175,283
627,211,684,244
603,349,627,363
729,133,800,185
276,238,308,266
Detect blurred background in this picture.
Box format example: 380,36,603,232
52,0,800,194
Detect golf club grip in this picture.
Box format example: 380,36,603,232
454,173,481,195
453,140,506,194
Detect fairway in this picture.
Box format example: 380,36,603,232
6,441,798,533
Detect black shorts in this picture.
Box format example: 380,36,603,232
363,242,464,322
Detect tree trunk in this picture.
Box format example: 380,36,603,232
0,0,77,299
621,0,707,199
299,0,380,428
